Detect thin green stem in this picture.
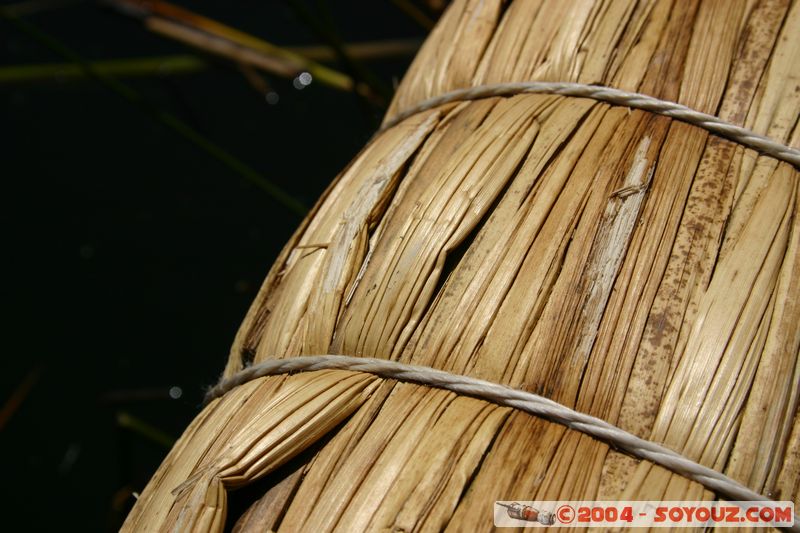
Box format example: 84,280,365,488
0,39,423,84
0,10,308,216
286,0,392,105
116,411,175,448
390,0,435,30
0,55,208,83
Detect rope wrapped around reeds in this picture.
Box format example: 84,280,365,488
123,1,800,531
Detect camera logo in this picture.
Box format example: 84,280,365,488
495,502,555,525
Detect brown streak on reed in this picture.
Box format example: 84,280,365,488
123,1,800,531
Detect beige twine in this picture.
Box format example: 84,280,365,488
203,83,800,529
206,355,799,531
379,81,800,168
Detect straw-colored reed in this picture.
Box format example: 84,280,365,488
123,0,800,531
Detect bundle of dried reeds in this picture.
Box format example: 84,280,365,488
123,0,800,530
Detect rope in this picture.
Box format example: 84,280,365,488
202,83,800,526
205,354,799,531
379,82,800,168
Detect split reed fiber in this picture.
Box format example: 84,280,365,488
123,0,800,530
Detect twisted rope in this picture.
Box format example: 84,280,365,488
379,82,800,168
206,354,799,531
203,83,800,527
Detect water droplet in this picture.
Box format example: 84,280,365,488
293,71,312,90
298,72,312,86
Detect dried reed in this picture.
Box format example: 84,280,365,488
124,1,800,531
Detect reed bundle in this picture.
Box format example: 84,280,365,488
124,0,800,531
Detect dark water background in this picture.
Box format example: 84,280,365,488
1,2,429,529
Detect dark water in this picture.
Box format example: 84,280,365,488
1,1,427,529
